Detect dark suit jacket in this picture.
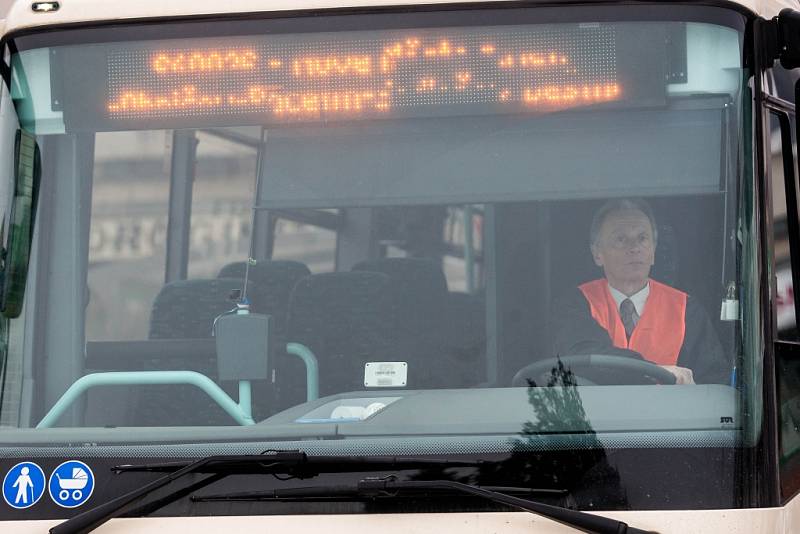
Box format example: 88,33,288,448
552,286,730,384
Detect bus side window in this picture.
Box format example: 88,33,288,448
770,111,799,341
769,90,800,500
187,130,256,280
271,212,337,274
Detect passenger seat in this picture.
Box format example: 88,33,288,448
279,271,394,406
133,278,252,426
217,260,311,418
352,258,458,387
217,260,311,348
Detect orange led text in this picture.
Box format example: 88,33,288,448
151,50,258,73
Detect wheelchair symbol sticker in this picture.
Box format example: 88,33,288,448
2,462,46,509
48,461,94,508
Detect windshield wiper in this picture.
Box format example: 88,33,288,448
193,475,657,534
50,451,480,534
193,481,568,501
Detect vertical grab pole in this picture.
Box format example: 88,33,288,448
165,130,197,283
238,380,252,419
286,343,319,402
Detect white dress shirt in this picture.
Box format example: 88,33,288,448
608,282,650,317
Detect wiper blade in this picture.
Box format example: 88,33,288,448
50,451,479,534
193,483,568,501
111,452,476,475
195,476,657,534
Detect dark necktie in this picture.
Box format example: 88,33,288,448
620,298,639,339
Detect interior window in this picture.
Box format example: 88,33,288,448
271,214,336,274
85,131,170,341
187,130,256,280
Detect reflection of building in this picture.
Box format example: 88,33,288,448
770,68,799,335
86,129,478,341
772,131,795,332
88,130,267,341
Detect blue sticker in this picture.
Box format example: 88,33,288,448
2,462,46,509
48,461,94,508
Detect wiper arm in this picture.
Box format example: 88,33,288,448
50,451,479,534
194,476,658,534
361,478,658,534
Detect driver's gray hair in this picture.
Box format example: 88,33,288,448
589,198,658,248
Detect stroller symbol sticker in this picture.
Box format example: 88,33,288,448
2,462,45,509
48,461,94,508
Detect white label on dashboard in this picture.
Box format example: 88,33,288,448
364,362,407,387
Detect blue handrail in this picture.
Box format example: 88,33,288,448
36,342,320,428
37,371,255,428
286,342,319,402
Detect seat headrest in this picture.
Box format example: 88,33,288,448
217,260,311,333
217,260,311,287
286,271,396,396
287,271,393,351
352,257,448,296
149,278,250,339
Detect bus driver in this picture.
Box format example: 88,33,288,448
552,198,729,384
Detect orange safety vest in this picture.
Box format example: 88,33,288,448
578,278,687,366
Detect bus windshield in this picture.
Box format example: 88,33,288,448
0,4,757,515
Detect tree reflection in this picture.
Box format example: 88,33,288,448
387,359,627,512
521,358,592,434
478,358,628,509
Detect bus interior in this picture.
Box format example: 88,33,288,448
0,11,748,445
22,112,739,429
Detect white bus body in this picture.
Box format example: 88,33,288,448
2,0,800,532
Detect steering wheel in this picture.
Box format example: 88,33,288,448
511,354,678,387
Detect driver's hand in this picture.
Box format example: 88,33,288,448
661,365,695,384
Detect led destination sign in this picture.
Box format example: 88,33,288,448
101,23,636,125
